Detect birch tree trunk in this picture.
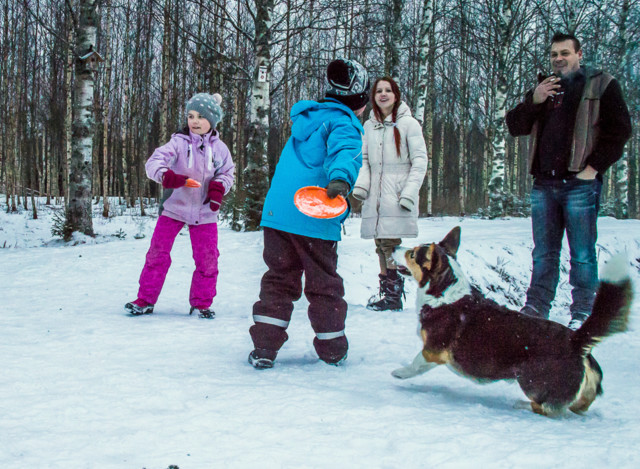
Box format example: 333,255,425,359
0,2,6,209
230,0,245,231
613,0,630,218
160,0,172,146
283,0,291,136
629,137,638,218
101,0,111,218
388,0,404,81
457,1,469,215
66,0,99,238
64,3,74,205
413,0,434,126
425,5,437,215
487,0,512,218
565,0,580,35
6,4,21,212
242,0,274,231
414,0,435,215
121,14,132,207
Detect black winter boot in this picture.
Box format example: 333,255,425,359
314,335,348,366
366,273,387,308
366,270,405,311
248,348,278,369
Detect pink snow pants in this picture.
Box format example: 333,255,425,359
137,215,219,309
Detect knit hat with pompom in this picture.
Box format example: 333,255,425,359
186,93,223,128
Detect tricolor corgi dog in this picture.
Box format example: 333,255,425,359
392,226,633,416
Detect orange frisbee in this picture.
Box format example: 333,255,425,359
294,186,347,219
185,178,201,188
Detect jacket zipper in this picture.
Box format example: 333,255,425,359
201,139,208,207
374,125,385,238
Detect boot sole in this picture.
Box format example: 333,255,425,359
366,304,403,312
322,353,348,366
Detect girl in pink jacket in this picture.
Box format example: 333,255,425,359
125,93,235,318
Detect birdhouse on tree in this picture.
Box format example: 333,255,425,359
78,45,104,70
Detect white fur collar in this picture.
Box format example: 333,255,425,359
415,256,472,310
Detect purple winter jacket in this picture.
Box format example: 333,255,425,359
146,129,235,225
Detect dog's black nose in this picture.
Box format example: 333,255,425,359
397,265,411,276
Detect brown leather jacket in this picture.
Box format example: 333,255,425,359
529,69,612,172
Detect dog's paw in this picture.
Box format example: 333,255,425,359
391,366,417,379
392,353,436,379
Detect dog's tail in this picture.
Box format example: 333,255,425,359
572,252,634,356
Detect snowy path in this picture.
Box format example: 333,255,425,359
1,213,640,468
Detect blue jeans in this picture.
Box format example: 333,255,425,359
524,178,602,319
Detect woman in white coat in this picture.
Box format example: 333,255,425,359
353,77,428,311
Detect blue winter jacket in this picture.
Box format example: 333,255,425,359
260,99,364,241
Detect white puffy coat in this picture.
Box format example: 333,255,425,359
353,102,428,239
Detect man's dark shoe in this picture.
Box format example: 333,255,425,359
519,305,546,319
568,312,589,330
248,348,278,369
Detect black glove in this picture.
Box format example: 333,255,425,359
326,179,350,199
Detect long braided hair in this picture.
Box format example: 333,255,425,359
371,76,402,156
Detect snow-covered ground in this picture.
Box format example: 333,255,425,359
1,199,640,468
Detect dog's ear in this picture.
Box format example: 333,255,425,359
439,226,461,257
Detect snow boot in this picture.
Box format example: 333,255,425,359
314,335,348,366
125,299,154,315
248,348,278,369
190,306,215,319
366,273,388,308
366,270,405,312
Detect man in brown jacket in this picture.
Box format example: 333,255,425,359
506,32,632,329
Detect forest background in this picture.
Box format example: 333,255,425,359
1,0,638,238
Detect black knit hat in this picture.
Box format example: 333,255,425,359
325,58,370,111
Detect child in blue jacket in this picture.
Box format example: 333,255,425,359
248,59,370,368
